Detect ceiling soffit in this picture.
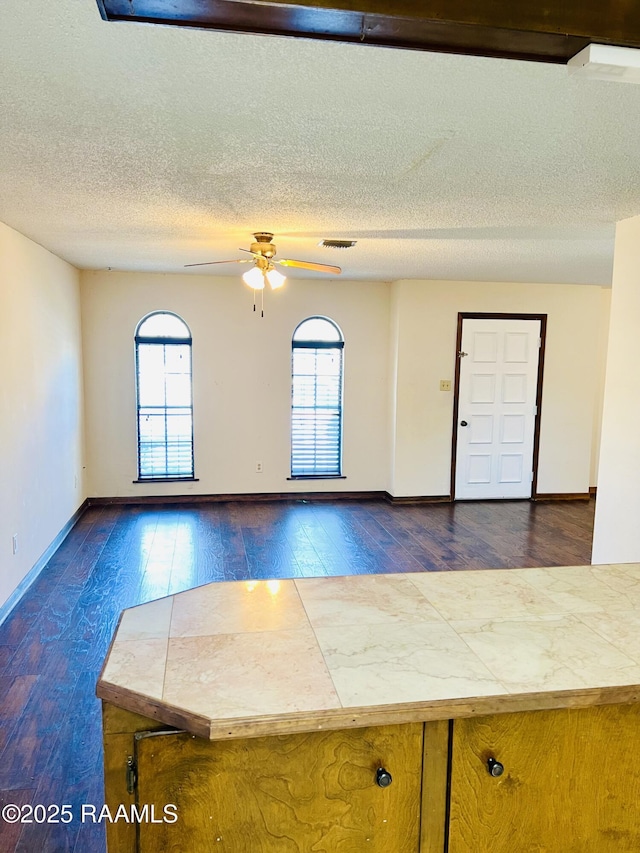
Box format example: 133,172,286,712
98,0,640,63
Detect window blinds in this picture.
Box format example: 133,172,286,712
291,344,343,477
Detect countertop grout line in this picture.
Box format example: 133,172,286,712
161,595,175,700
292,578,347,712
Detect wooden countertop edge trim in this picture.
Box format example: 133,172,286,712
97,681,640,741
97,682,212,739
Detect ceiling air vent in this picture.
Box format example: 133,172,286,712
319,240,357,249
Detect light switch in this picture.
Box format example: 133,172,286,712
440,380,452,391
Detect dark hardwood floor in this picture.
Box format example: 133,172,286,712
0,498,594,852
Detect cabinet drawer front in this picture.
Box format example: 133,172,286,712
449,704,640,853
135,723,423,853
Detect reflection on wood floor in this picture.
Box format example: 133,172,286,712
0,497,594,852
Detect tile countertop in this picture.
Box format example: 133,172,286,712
96,564,640,740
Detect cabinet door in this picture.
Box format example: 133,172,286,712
449,704,640,852
135,723,423,853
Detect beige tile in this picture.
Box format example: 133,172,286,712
101,638,167,700
452,614,640,693
408,569,559,620
315,621,506,707
520,565,633,613
162,628,341,720
577,609,640,661
295,574,443,628
591,564,640,607
116,595,174,641
609,562,640,577
170,579,309,637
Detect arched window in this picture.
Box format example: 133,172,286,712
291,316,344,478
135,312,194,480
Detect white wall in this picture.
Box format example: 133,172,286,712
81,270,606,501
592,216,640,564
80,271,390,497
590,287,611,486
0,221,84,607
389,279,605,497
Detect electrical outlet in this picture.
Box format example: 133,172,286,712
12,534,18,555
440,380,452,391
256,461,263,473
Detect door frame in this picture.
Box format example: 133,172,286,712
450,312,548,501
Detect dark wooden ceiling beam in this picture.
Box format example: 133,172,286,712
96,0,640,63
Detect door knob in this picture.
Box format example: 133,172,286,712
460,420,468,427
376,768,393,788
487,757,504,777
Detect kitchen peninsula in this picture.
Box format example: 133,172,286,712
98,564,640,852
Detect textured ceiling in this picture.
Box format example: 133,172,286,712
3,1,640,284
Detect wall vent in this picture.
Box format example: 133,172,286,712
319,240,357,249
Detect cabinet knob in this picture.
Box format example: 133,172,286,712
487,757,504,777
376,768,393,788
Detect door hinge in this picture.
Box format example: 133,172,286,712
534,405,538,415
458,351,468,358
537,338,542,348
126,755,137,794
530,471,534,482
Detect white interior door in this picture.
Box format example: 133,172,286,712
454,317,542,500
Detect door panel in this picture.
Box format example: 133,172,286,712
467,454,492,483
135,724,423,853
469,414,493,444
470,373,496,402
449,705,640,852
502,372,527,402
504,332,529,362
498,452,522,482
473,332,498,362
455,318,541,500
501,414,524,443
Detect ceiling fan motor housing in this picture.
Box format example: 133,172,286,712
251,232,276,258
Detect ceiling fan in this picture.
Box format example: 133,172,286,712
185,232,342,292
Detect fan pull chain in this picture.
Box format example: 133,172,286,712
253,290,256,312
261,288,264,318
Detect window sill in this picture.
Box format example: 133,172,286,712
287,475,346,481
133,477,200,484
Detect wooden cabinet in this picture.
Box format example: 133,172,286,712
448,704,640,852
103,704,424,853
137,725,423,853
103,702,640,853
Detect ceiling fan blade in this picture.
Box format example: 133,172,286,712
239,247,263,257
184,258,252,267
277,259,342,274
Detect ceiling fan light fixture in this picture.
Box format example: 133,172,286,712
186,232,340,312
242,266,265,289
265,267,286,289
